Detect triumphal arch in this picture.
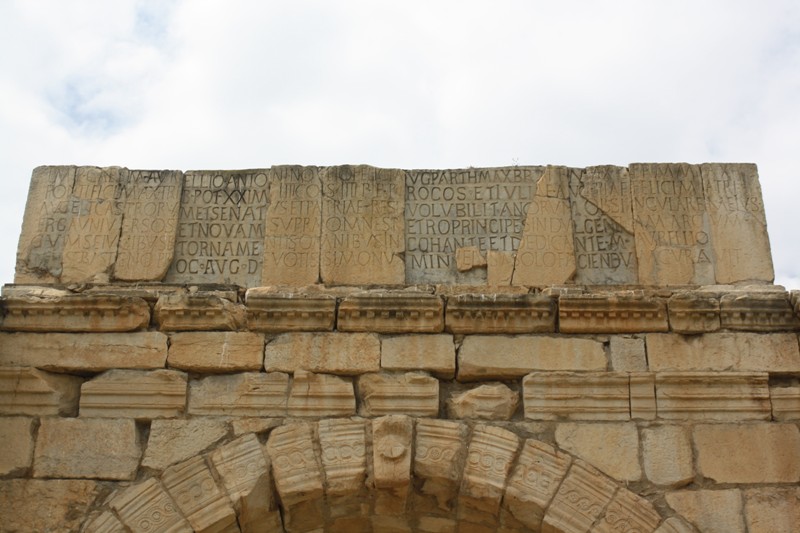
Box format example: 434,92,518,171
1,163,798,532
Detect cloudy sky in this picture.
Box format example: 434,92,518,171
1,0,799,287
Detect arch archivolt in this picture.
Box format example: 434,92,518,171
87,417,688,533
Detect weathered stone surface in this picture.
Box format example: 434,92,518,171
523,372,630,420
559,293,668,333
245,289,336,332
231,417,283,436
165,169,269,286
701,163,773,283
668,292,721,333
161,456,239,533
646,332,800,372
694,423,800,483
666,489,744,533
0,331,168,371
448,383,519,420
744,487,800,533
264,332,380,374
503,439,571,531
358,372,439,417
555,422,641,482
542,460,618,533
188,372,288,417
608,336,647,371
459,425,519,517
0,479,101,533
0,417,34,476
339,292,444,333
458,335,606,381
110,478,193,533
142,418,228,470
405,166,541,285
0,294,150,332
373,415,413,515
654,516,696,533
630,372,656,420
655,372,771,421
513,166,576,286
719,292,799,331
80,369,187,418
445,293,555,334
266,423,324,506
321,165,405,284
262,165,322,285
630,163,714,285
288,370,355,417
83,510,127,533
318,418,367,496
0,367,81,416
486,250,514,285
642,425,693,487
381,334,456,378
414,419,468,512
154,293,246,331
34,418,140,480
168,331,264,373
771,385,800,420
593,488,661,533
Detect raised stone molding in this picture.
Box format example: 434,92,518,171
338,292,444,333
358,372,439,417
79,369,187,419
523,372,631,420
0,367,81,416
655,372,772,421
154,293,246,331
770,385,800,421
0,294,150,332
188,372,289,417
445,293,555,334
667,292,721,333
719,292,800,331
245,289,336,332
559,292,669,333
287,370,355,417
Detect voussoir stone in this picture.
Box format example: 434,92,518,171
142,418,229,470
0,479,101,533
265,332,380,374
168,331,264,372
554,422,641,482
457,335,606,381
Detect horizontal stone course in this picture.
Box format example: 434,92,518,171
168,331,264,372
265,332,381,374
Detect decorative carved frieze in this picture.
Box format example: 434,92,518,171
655,372,771,421
522,372,631,421
79,369,187,419
0,295,150,332
594,488,661,533
154,294,246,331
719,292,800,331
287,370,355,417
444,293,555,334
542,460,618,533
318,418,367,496
372,415,413,515
0,367,81,416
338,292,444,333
559,293,668,333
358,372,439,417
667,292,721,334
245,290,336,332
110,478,192,533
458,425,519,520
414,419,468,513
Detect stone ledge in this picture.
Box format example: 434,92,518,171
445,293,555,334
0,294,150,332
338,292,444,333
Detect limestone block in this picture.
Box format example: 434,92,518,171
655,372,771,421
245,289,335,332
593,488,661,533
630,373,656,420
458,335,606,381
0,417,34,476
542,460,618,533
570,165,639,284
445,293,555,334
161,456,239,533
555,422,641,482
770,385,800,420
154,294,246,331
719,292,800,331
487,250,515,285
523,372,630,421
288,370,355,417
513,166,577,286
700,163,773,283
210,434,276,521
264,332,380,374
110,478,193,533
654,517,697,533
188,372,289,417
318,419,367,496
744,487,800,533
321,165,405,285
630,163,715,285
83,510,127,533
338,292,444,333
459,425,519,516
373,415,413,515
665,489,744,533
0,479,100,533
142,419,229,470
0,332,168,371
646,332,800,372
694,423,800,483
80,369,187,418
381,334,456,378
608,336,647,371
0,367,81,416
503,439,571,531
231,417,283,436
168,331,264,373
668,292,721,333
165,169,270,286
262,165,322,285
34,418,140,480
414,419,468,511
0,294,150,332
358,372,439,417
447,383,519,420
642,425,693,487
266,423,324,506
558,293,668,333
